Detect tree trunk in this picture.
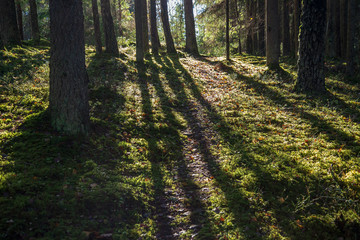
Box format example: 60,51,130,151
246,0,253,54
226,0,230,60
184,0,199,55
346,0,355,75
29,0,40,43
100,0,119,56
150,0,160,55
92,0,102,54
142,0,149,53
236,0,242,54
282,0,290,56
334,0,341,58
265,0,280,69
160,0,176,54
252,1,258,54
49,0,90,135
258,0,265,55
293,0,300,57
135,0,144,62
0,0,20,47
340,0,348,59
16,0,23,41
295,0,326,93
325,0,335,57
118,0,123,37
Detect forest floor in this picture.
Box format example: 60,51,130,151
1,42,360,240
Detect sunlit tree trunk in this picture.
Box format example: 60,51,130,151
135,0,144,62
49,0,90,135
29,0,40,43
150,0,160,55
16,0,23,41
184,0,199,55
100,0,119,55
92,0,102,54
265,0,280,69
295,0,326,92
160,0,176,54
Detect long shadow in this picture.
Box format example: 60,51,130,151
166,56,354,238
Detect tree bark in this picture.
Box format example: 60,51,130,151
142,0,149,53
16,0,23,41
49,0,90,135
92,0,102,54
100,0,119,56
295,0,326,93
150,0,160,55
346,0,355,75
293,0,300,57
0,0,20,47
340,0,348,58
160,0,176,54
265,0,280,69
282,0,290,56
29,0,40,43
135,0,144,62
226,0,230,60
184,0,199,55
258,0,265,55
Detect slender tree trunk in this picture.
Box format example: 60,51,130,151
184,0,199,55
16,1,23,41
334,0,341,58
49,0,90,135
135,0,144,62
346,0,355,75
92,0,102,54
340,0,348,59
100,0,119,55
0,0,20,47
150,0,160,55
142,0,149,53
282,0,290,56
293,0,300,57
160,0,176,54
29,0,40,43
226,0,230,60
258,0,265,55
265,0,280,69
295,0,326,92
118,0,123,37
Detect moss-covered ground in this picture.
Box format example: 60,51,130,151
0,42,359,239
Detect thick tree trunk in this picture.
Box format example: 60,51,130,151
160,0,176,54
346,0,355,75
16,1,23,41
142,0,149,53
293,0,300,57
184,0,199,55
0,0,20,47
226,0,230,60
265,0,280,69
49,0,90,135
135,0,144,62
258,0,265,55
340,0,348,59
295,0,326,92
282,0,290,56
150,0,160,55
92,0,102,54
118,0,123,36
100,0,119,56
29,0,40,43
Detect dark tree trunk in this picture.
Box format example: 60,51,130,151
150,0,160,55
295,0,326,92
184,0,199,55
293,0,300,57
16,1,23,41
325,0,335,57
135,0,144,62
265,0,280,69
100,0,119,56
334,0,341,58
29,0,40,43
346,0,355,75
49,0,90,135
226,0,230,60
92,0,102,54
160,0,176,54
142,0,149,53
258,0,265,55
0,0,20,47
118,0,123,36
282,0,290,56
340,0,348,58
